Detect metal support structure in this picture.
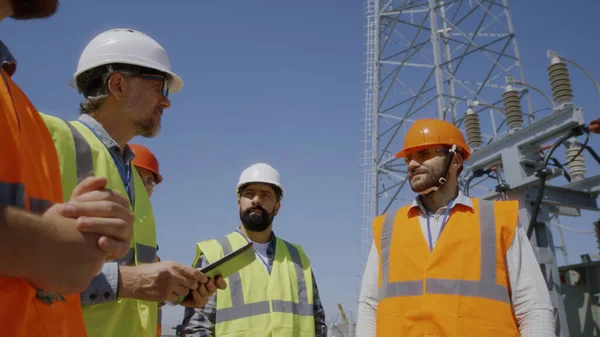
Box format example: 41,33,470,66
463,98,600,336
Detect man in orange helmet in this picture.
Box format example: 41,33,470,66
129,143,164,337
130,144,163,199
356,118,555,337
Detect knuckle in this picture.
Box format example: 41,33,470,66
103,201,117,214
96,190,109,200
116,219,129,235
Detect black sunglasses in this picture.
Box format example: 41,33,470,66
124,73,169,98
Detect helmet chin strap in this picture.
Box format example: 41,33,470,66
417,145,458,196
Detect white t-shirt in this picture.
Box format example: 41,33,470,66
253,241,270,272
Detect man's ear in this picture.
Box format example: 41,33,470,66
107,73,125,100
453,152,464,168
274,202,280,216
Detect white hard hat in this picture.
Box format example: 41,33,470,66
73,28,183,93
236,163,284,200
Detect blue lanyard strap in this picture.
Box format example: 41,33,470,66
77,120,133,204
425,199,454,251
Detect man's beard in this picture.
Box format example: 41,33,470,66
240,205,274,232
10,0,58,19
409,163,445,194
135,117,160,138
132,109,161,138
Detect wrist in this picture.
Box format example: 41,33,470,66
117,265,137,299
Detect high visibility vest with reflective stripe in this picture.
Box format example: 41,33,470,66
194,232,316,337
40,113,158,337
0,69,88,337
373,198,520,337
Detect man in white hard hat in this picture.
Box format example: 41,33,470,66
181,163,328,337
40,28,225,337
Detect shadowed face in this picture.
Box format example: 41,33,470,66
9,0,58,19
136,166,157,198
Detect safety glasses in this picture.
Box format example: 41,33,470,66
404,147,451,165
125,73,169,98
143,177,157,188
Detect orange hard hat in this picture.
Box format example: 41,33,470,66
129,144,163,184
395,118,471,161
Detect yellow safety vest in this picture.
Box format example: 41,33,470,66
41,113,158,337
194,231,316,337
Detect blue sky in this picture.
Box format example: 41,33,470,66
3,0,600,330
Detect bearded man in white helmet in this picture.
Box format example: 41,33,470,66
40,29,226,337
181,163,327,337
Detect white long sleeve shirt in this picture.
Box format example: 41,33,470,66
356,191,555,337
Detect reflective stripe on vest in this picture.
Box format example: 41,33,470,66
65,122,93,183
0,182,25,208
0,182,52,213
117,244,157,265
379,200,509,303
214,237,314,323
28,197,52,214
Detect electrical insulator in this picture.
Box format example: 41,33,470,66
464,108,482,150
548,56,574,105
565,142,586,182
502,85,524,130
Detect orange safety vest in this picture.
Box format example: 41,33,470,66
373,198,520,337
0,66,88,336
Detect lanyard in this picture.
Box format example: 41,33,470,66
425,199,454,251
77,120,133,205
235,229,272,273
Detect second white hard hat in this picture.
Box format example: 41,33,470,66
73,28,183,93
236,163,284,200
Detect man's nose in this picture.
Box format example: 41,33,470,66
160,95,171,108
407,159,420,172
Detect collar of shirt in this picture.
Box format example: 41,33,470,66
77,114,135,164
236,226,276,246
0,40,17,77
408,189,474,217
